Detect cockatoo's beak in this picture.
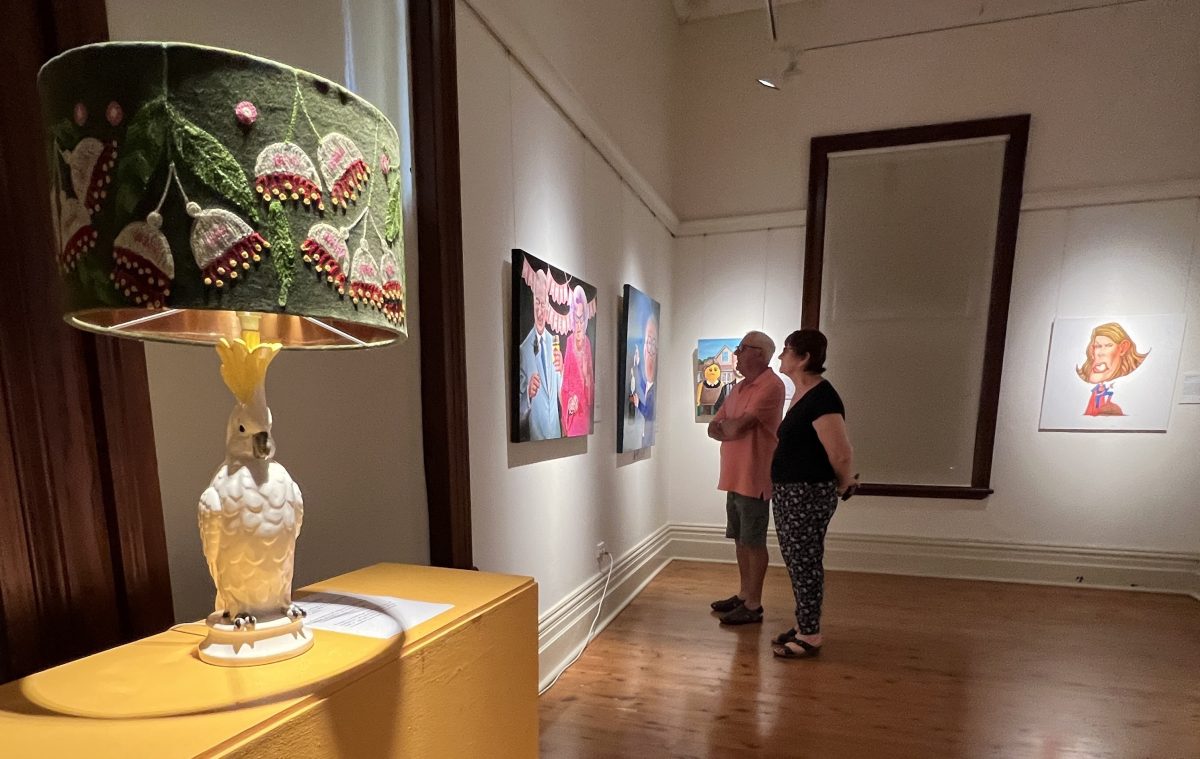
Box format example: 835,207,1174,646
252,431,273,459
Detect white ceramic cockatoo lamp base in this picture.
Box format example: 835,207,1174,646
196,313,311,667
198,611,312,666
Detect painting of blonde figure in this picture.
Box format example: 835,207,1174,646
1040,314,1185,432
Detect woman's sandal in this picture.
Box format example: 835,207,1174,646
772,638,821,659
773,628,797,645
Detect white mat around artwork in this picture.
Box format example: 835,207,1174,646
1039,314,1186,431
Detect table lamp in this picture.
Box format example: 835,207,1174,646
38,42,405,666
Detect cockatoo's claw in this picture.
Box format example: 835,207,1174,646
286,603,306,620
232,613,257,630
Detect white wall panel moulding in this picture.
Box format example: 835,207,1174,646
669,523,1200,596
676,210,807,237
674,178,1200,237
1020,179,1200,211
459,0,680,236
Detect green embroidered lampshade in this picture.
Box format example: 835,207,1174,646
38,42,406,349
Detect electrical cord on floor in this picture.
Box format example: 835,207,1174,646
539,550,614,696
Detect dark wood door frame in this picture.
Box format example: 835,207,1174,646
0,0,172,683
408,0,474,568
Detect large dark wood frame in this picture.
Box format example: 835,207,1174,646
803,115,1030,500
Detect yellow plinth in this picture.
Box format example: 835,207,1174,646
0,564,538,758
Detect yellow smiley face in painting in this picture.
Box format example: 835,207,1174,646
703,362,722,385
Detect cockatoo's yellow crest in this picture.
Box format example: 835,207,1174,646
216,335,282,404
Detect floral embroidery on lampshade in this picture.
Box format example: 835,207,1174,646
348,240,382,310
380,250,402,324
254,142,324,211
55,193,97,272
300,222,351,295
111,214,175,308
318,132,369,210
234,100,258,127
39,42,408,343
188,205,269,288
63,137,117,214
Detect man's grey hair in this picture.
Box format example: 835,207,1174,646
743,330,775,357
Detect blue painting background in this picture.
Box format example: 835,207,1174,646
618,285,661,453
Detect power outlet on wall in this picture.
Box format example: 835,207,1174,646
595,541,607,562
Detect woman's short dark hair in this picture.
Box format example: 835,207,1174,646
785,329,828,374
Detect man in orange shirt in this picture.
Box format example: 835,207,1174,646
706,331,785,625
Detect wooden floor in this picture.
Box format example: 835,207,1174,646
539,561,1200,759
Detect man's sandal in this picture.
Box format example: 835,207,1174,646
710,595,744,613
772,638,821,659
719,604,763,625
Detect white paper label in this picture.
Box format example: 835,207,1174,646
297,590,453,639
1181,371,1200,404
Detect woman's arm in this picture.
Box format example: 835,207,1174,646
812,413,855,493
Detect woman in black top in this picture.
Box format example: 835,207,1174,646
770,329,857,659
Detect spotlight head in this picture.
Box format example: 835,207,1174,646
755,46,802,91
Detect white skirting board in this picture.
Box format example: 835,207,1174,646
538,523,1200,691
537,525,673,690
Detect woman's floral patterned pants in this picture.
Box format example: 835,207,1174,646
772,480,839,635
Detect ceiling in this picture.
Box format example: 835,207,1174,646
672,0,804,25
673,0,1142,49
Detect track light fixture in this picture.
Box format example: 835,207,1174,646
757,46,802,90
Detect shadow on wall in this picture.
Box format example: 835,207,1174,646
617,446,654,469
501,258,589,467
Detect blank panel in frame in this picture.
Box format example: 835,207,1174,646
823,139,1004,487
805,116,1029,498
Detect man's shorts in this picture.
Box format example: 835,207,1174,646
725,491,769,547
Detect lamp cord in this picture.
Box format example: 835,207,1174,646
167,622,206,638
539,550,614,696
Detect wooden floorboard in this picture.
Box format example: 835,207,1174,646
539,560,1200,759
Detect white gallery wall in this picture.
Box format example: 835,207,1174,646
673,0,1200,220
107,0,429,621
463,0,680,209
453,0,1199,652
666,0,1200,558
669,200,1200,555
456,2,674,614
